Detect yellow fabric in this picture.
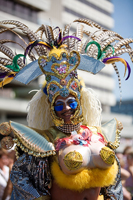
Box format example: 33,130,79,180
51,160,118,192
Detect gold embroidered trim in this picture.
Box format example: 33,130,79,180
66,78,81,92
47,80,63,95
63,151,83,170
38,51,80,80
100,146,115,165
107,129,121,150
13,137,56,159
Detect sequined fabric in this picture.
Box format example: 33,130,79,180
10,153,51,200
100,156,123,200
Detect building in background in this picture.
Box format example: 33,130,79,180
0,0,132,152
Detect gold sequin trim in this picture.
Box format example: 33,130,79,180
63,151,83,170
100,146,115,165
13,136,56,159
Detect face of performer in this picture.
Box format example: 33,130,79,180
54,94,78,123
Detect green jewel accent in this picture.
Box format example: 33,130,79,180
46,75,51,82
62,52,66,58
69,54,77,65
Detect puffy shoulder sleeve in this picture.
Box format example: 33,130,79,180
11,121,56,158
101,118,123,150
0,121,56,158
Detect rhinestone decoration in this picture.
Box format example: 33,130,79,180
49,85,56,95
46,75,51,82
71,82,78,90
57,123,80,133
60,79,67,86
57,65,67,74
69,70,78,79
69,54,77,65
40,58,46,67
49,94,53,102
62,52,66,58
1,136,14,150
77,93,81,99
60,88,69,97
51,57,56,63
0,122,11,135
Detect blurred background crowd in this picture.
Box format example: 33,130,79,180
116,146,133,200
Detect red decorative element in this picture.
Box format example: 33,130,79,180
73,140,80,145
55,125,107,152
71,82,78,90
97,132,107,144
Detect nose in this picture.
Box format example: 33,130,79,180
63,102,71,111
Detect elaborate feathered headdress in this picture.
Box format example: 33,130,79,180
0,19,132,125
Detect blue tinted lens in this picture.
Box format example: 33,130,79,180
54,105,63,111
69,101,78,109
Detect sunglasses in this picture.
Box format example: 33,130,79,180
54,97,78,112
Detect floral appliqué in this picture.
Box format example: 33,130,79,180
57,65,67,74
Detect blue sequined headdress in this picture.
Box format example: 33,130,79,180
0,19,132,126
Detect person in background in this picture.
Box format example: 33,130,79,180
116,152,132,200
2,150,16,200
124,148,133,200
0,148,10,200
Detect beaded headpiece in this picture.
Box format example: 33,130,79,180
38,47,83,126
0,19,132,126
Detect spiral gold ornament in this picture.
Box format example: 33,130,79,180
100,146,115,165
63,150,83,170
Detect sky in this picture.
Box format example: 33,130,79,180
112,0,133,100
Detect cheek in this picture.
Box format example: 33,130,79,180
55,110,62,118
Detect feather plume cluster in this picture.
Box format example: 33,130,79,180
0,18,132,88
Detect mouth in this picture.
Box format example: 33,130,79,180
61,110,74,117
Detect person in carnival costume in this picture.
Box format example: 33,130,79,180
0,18,133,200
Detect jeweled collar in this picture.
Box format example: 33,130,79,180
56,123,80,134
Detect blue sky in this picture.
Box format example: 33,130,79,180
112,0,133,100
